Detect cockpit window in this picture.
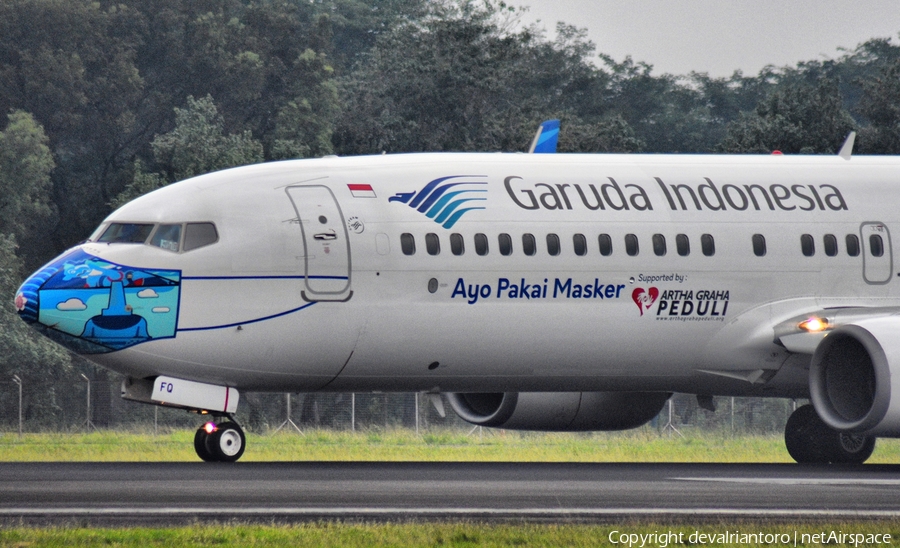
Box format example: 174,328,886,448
183,223,219,251
93,221,218,253
97,223,154,244
150,224,182,252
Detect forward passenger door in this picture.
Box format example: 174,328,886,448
286,185,352,301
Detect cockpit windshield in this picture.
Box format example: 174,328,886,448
93,222,218,253
149,224,182,252
97,223,154,244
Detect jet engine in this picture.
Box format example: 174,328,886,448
446,391,670,431
810,317,900,436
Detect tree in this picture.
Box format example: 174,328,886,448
111,95,263,207
316,0,428,72
0,111,56,269
557,116,644,153
857,60,900,154
108,162,167,211
0,110,76,428
0,0,144,249
151,95,264,182
0,0,353,255
127,0,342,159
268,49,340,161
719,78,856,154
333,1,604,154
0,233,73,426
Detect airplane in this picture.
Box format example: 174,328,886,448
14,130,900,464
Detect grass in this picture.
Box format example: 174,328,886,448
2,430,898,544
2,521,900,547
1,427,900,462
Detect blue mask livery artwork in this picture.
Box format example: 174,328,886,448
16,249,180,353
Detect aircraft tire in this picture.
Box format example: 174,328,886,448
785,405,875,464
194,426,217,462
208,421,246,462
825,432,875,464
784,404,830,463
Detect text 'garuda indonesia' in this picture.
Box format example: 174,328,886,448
505,176,848,212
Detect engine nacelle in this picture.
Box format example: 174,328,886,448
446,391,670,431
810,317,900,436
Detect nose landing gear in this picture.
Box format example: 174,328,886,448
194,417,246,462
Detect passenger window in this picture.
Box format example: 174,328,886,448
450,233,465,256
823,234,838,257
183,223,218,251
523,233,536,256
474,233,489,256
701,234,715,256
426,233,440,256
752,234,766,257
846,234,860,257
801,234,815,257
547,234,560,256
652,234,666,256
401,233,416,255
598,234,613,256
150,224,182,252
499,233,513,256
676,234,690,256
573,234,587,256
625,234,639,256
98,223,154,244
870,234,885,257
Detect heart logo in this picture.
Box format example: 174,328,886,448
632,287,659,316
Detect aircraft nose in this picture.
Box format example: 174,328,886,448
15,265,50,325
13,247,183,354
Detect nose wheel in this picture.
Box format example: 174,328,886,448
194,419,246,462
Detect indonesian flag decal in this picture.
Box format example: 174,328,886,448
348,183,376,198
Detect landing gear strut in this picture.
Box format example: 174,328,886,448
784,404,875,464
194,417,246,462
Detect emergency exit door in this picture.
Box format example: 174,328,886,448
861,222,893,285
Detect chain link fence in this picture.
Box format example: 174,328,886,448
0,376,800,435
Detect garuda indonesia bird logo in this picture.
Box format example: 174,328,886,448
389,175,487,229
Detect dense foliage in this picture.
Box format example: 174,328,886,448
0,0,894,259
1,0,899,425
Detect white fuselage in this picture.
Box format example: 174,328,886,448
20,153,900,399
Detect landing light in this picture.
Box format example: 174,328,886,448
203,422,217,434
799,317,829,333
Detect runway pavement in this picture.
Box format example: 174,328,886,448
1,461,899,524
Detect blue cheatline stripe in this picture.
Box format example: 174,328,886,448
182,275,348,281
177,302,316,332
